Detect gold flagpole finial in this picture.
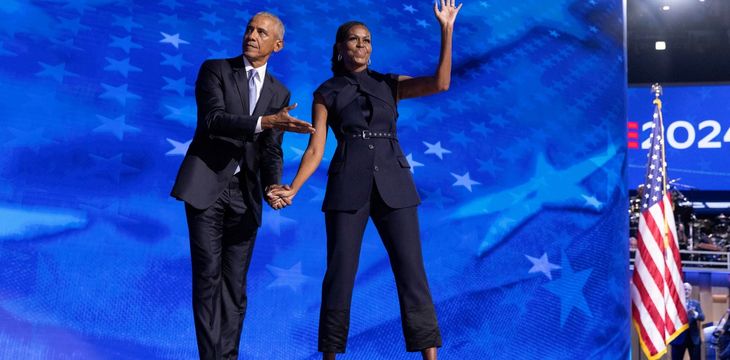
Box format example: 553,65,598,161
651,83,663,98
652,83,663,106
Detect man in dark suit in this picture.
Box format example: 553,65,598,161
171,12,314,360
672,283,705,360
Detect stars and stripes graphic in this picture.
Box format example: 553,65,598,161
0,1,629,358
631,96,688,360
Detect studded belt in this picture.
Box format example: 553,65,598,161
348,130,397,140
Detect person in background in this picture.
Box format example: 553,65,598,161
716,308,730,360
671,283,705,360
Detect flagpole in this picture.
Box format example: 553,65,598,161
651,84,671,252
632,83,689,360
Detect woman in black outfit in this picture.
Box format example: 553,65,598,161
270,1,462,359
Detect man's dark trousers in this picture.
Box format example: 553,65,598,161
186,175,258,360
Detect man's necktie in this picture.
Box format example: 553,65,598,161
248,69,258,115
234,69,259,176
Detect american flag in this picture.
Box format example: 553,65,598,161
630,97,688,359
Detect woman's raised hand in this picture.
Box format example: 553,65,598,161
434,0,463,28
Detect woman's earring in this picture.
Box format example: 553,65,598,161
337,54,342,61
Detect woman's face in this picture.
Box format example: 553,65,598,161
339,25,371,71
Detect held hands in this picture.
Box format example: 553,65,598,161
265,184,297,210
434,0,463,28
262,103,316,134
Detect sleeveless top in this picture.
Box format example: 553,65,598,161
314,69,420,211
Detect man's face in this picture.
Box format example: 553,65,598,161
243,15,282,64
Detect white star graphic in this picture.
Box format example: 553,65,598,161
266,262,310,292
526,253,561,280
93,115,139,140
165,138,191,156
405,153,423,174
164,105,196,125
423,141,451,159
159,32,189,48
451,172,480,192
581,194,602,210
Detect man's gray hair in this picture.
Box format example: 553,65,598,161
250,11,285,40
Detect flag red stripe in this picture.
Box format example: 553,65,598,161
663,198,690,325
664,263,679,335
658,200,680,335
642,209,666,253
636,235,665,302
638,211,667,290
632,302,659,355
633,267,666,335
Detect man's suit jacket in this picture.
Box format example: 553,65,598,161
672,299,706,345
171,56,289,226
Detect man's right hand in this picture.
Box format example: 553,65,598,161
266,184,293,210
262,103,316,134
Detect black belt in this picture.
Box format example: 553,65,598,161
348,130,397,140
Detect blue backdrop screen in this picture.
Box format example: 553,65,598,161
0,1,628,359
627,84,730,191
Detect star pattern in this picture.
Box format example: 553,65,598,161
165,138,191,156
162,76,192,96
159,32,190,49
526,253,561,280
262,209,297,236
111,15,142,32
543,252,594,326
422,188,454,209
104,57,142,77
266,262,310,292
160,53,192,71
7,128,56,152
109,35,142,53
581,194,603,210
99,83,141,105
423,141,452,159
164,105,196,125
93,115,140,140
451,172,481,192
405,153,424,174
0,2,630,359
36,62,78,82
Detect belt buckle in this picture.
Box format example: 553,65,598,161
361,130,370,139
